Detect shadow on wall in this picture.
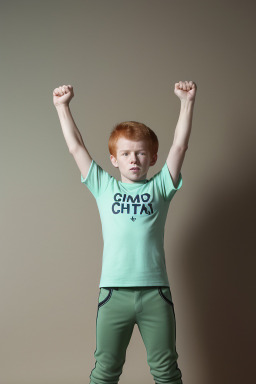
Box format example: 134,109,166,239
167,116,255,384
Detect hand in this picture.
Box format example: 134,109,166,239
53,85,74,107
174,81,197,102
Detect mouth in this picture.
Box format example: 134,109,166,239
130,167,140,171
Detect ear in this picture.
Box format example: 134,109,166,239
110,154,119,168
150,153,158,166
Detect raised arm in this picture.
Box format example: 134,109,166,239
166,80,197,187
53,85,92,180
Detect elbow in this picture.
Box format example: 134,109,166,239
175,144,188,152
173,140,188,151
69,144,78,154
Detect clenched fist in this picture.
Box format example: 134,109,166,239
53,85,74,107
174,81,197,102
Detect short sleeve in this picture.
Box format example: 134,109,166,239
81,160,112,199
153,162,183,201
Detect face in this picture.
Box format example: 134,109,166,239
110,137,157,183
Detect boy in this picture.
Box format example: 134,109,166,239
53,80,197,384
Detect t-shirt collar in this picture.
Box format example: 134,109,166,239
118,178,148,187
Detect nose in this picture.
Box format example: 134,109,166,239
130,153,137,163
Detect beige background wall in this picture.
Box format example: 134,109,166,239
1,1,255,383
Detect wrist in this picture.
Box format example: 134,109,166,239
181,98,195,105
55,103,70,110
180,99,195,110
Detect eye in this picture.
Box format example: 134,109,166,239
140,152,146,155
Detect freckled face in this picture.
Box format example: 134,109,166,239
110,137,157,183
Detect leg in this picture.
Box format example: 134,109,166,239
136,287,183,384
90,288,135,384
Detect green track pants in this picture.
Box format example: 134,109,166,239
89,286,183,384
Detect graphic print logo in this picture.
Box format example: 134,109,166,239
111,192,153,217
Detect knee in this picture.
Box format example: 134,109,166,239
149,354,183,384
90,353,125,384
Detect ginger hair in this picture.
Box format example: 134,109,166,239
108,121,159,159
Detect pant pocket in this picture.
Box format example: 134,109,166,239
98,288,113,309
158,287,174,306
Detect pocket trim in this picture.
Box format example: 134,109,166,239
98,288,113,308
158,287,173,306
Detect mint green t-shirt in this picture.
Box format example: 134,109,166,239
81,160,182,288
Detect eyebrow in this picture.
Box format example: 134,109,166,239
118,149,147,152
